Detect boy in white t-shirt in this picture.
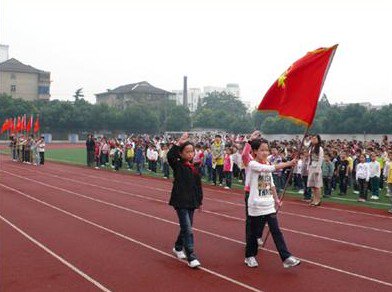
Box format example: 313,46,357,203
245,139,301,269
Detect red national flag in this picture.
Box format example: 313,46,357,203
1,119,9,133
258,44,338,126
16,116,22,132
27,115,33,132
9,118,14,133
34,116,40,133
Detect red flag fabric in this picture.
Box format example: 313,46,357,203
34,116,40,133
1,119,9,133
258,45,338,126
16,116,22,133
27,115,33,132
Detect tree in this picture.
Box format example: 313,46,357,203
193,91,251,132
73,88,84,101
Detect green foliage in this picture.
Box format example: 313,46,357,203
193,91,252,133
1,93,392,135
250,95,392,134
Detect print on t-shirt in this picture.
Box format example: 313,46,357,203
258,174,272,197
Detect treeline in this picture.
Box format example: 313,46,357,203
1,93,391,136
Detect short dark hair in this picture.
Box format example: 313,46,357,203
250,138,269,151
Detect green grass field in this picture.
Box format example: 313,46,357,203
1,147,390,210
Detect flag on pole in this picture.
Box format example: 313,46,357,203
27,115,33,133
16,116,22,133
1,119,10,133
258,44,338,126
34,115,40,133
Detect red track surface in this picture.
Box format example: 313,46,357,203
1,158,392,291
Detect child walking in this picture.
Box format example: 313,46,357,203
168,133,203,268
245,138,300,268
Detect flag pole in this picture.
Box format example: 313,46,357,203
261,126,310,248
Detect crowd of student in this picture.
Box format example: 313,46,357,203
8,134,46,165
85,133,392,207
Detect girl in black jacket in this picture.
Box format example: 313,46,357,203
167,132,203,268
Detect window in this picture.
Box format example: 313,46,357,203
11,85,16,92
38,86,49,95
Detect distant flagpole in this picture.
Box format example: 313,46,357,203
259,45,338,248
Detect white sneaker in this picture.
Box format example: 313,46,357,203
224,186,230,189
188,259,201,268
172,248,186,259
257,238,263,246
283,256,301,268
370,196,379,200
244,257,259,268
353,191,359,194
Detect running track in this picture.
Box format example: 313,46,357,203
1,159,392,291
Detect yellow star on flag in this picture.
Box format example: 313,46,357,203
278,71,287,88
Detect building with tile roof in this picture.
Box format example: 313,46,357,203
95,81,175,109
0,58,51,101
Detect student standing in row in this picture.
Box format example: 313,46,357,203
356,154,369,202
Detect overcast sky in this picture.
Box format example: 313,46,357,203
1,0,391,107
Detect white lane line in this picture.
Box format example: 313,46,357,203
2,181,392,288
3,168,392,252
202,210,392,255
28,163,392,219
0,183,262,292
0,214,111,292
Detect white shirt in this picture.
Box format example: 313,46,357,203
368,161,381,178
356,163,369,181
247,160,277,216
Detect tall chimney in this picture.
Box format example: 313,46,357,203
183,76,188,107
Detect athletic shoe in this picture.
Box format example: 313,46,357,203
224,186,230,189
385,193,391,197
219,183,223,187
244,257,259,268
370,196,379,200
388,209,392,214
188,259,201,268
283,256,301,268
172,248,186,259
357,198,366,202
257,238,263,246
353,191,359,194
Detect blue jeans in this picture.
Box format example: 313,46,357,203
175,208,197,262
163,162,170,178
